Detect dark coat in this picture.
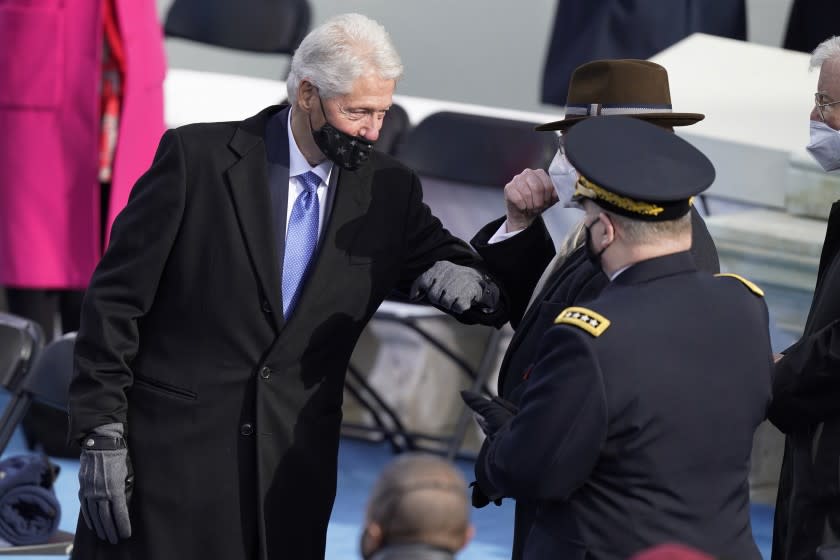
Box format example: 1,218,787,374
68,106,500,560
541,0,746,105
479,252,772,559
770,201,840,560
472,208,719,559
783,0,840,54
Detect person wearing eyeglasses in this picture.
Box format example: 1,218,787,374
769,35,840,560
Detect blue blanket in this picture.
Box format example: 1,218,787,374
0,454,61,546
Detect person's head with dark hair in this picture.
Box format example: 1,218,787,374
360,453,474,560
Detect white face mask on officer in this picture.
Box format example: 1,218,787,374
548,150,579,206
807,120,840,172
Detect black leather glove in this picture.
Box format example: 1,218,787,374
410,261,500,313
460,390,518,437
470,480,502,508
78,423,133,544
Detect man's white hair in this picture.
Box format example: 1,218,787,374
811,36,840,70
286,13,403,104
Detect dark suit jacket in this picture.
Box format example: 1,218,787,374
68,106,496,560
480,252,772,559
770,201,840,560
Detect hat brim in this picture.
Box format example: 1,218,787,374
535,112,705,132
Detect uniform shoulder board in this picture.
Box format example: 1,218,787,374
715,273,765,297
554,306,610,337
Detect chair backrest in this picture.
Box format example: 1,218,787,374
395,111,557,186
377,103,411,157
0,313,44,391
164,0,311,55
24,333,75,412
394,111,557,241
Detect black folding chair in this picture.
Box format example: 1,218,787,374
376,103,411,157
0,313,44,455
343,111,557,459
0,313,74,554
163,0,311,78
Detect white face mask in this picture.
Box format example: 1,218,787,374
807,120,840,172
548,150,579,206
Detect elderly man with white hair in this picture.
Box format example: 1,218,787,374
769,35,840,560
67,13,503,560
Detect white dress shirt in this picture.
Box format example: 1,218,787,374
285,110,334,241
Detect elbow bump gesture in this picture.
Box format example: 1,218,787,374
504,169,559,231
410,261,500,314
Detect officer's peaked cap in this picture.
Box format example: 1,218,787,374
565,115,715,221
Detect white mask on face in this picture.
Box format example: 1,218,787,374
807,120,840,172
548,150,579,206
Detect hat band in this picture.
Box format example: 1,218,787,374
574,175,693,221
574,175,665,217
565,103,673,117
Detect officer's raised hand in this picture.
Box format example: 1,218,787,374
78,423,133,544
504,168,559,231
410,261,500,314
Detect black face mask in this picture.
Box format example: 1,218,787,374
310,97,374,171
583,220,607,267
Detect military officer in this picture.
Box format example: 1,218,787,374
462,116,773,560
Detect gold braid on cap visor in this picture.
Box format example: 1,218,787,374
574,175,665,217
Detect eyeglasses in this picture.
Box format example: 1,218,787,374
815,92,840,122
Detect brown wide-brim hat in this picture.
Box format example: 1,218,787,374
535,59,705,132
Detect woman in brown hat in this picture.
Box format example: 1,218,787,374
466,58,720,560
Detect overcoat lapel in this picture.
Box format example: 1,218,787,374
497,264,569,392
225,107,286,332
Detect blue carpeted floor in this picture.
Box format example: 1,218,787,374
0,429,773,560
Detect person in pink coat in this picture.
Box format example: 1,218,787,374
0,0,166,452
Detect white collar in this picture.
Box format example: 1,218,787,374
287,108,332,183
609,265,631,281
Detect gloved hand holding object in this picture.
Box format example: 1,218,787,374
78,422,133,544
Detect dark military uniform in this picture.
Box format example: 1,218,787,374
477,252,771,559
468,116,773,559
471,208,718,559
470,61,721,559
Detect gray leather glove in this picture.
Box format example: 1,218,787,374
78,422,132,544
410,261,500,313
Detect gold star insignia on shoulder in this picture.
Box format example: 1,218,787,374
714,273,764,297
554,306,610,337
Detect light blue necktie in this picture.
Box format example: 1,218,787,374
282,171,321,317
